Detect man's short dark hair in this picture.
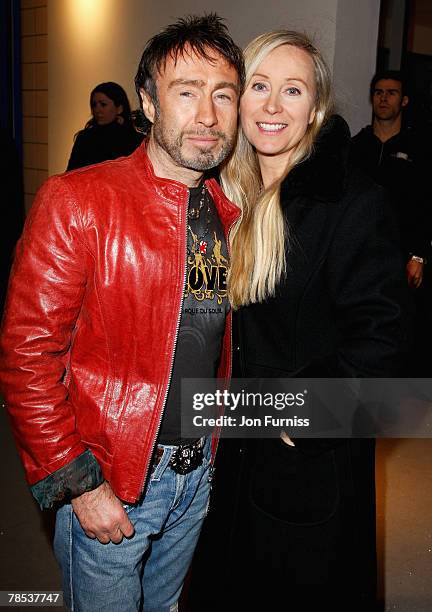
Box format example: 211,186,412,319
370,70,407,101
135,13,245,109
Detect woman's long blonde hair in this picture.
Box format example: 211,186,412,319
223,31,334,308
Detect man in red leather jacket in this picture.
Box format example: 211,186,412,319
0,14,243,612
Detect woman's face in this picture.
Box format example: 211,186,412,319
91,92,123,125
240,44,316,169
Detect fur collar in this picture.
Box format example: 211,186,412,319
281,114,351,204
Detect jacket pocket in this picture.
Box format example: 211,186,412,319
249,438,340,525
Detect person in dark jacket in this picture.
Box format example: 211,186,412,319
351,71,431,376
351,71,429,288
187,31,408,612
66,81,144,171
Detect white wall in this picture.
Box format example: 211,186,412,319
48,0,380,175
333,0,381,135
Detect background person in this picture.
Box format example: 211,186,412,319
351,70,431,376
188,30,409,612
66,81,144,170
351,70,430,289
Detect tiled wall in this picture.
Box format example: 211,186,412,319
21,0,47,213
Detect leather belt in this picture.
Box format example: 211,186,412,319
152,438,204,475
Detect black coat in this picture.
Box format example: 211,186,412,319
66,122,144,171
187,116,410,612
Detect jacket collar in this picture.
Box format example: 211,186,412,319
281,114,351,204
133,139,240,230
360,123,413,149
135,140,189,203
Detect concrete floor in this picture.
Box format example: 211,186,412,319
376,438,432,611
0,406,67,612
1,405,431,611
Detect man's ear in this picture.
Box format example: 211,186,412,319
401,95,409,108
140,89,156,123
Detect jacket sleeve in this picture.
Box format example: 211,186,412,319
303,184,409,377
293,184,411,454
30,449,104,509
0,176,103,504
406,155,431,260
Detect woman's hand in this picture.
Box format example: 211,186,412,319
280,431,295,446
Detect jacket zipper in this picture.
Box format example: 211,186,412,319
378,142,384,166
138,189,190,496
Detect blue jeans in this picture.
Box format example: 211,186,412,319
54,438,211,612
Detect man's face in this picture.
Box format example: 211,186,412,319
372,79,408,121
141,47,239,172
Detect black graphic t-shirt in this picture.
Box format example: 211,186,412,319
158,184,230,444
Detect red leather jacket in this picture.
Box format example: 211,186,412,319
0,144,240,503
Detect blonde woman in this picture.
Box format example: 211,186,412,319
188,31,408,612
